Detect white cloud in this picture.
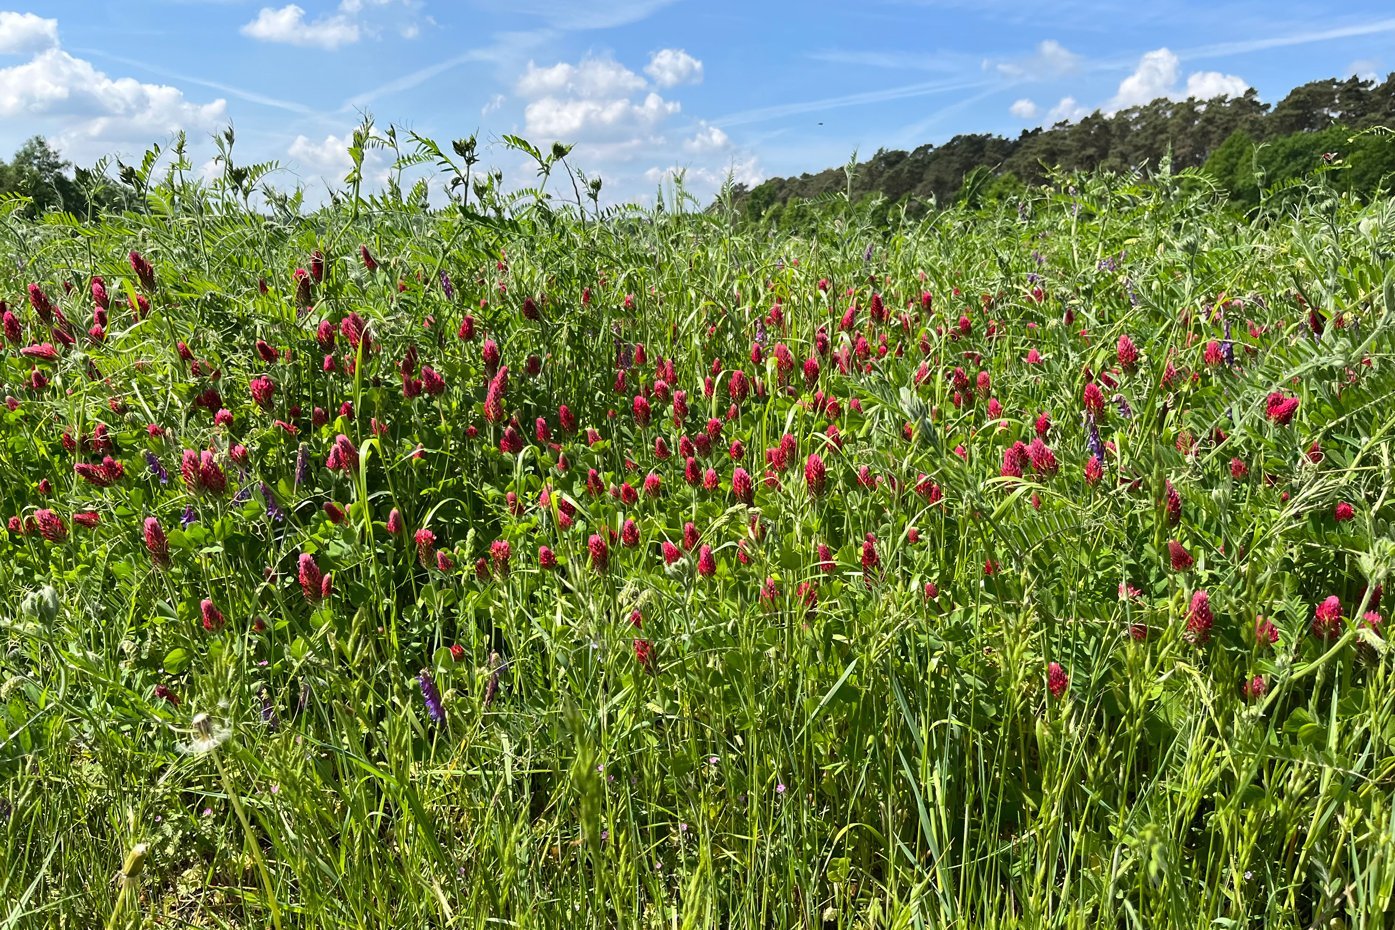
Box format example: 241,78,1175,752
1108,48,1248,111
0,46,226,160
482,93,506,116
1047,96,1089,123
1183,70,1248,100
1111,48,1178,109
1009,98,1037,119
1347,58,1381,83
242,5,361,49
241,0,424,49
0,11,57,55
644,155,762,194
993,39,1080,79
288,132,355,177
645,48,702,87
683,123,728,153
516,57,646,99
524,91,678,141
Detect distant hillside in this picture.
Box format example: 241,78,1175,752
733,75,1395,224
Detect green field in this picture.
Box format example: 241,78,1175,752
3,138,1395,928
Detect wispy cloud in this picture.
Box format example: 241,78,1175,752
463,0,678,30
711,76,996,128
1177,17,1395,62
340,30,552,110
807,49,967,73
74,48,317,116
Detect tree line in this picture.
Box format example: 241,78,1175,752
4,73,1393,223
733,74,1395,225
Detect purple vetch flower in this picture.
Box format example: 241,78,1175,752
1125,277,1139,306
146,451,169,485
439,270,454,300
863,243,874,262
294,443,309,487
1221,318,1235,367
1115,396,1133,420
180,504,197,528
232,485,252,506
1026,272,1041,285
260,483,285,521
1085,415,1106,461
419,668,445,725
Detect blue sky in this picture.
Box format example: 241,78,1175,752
1,1,1392,204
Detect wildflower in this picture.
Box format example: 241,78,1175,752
1334,501,1355,522
589,533,610,574
129,251,156,291
419,668,446,725
1243,675,1267,700
1265,392,1299,425
1185,590,1213,645
1046,662,1068,699
1085,454,1103,485
1117,334,1139,372
1083,382,1106,417
1164,480,1181,526
200,598,225,632
860,533,879,574
144,517,170,567
1230,458,1248,479
414,528,437,567
621,519,640,548
298,553,323,601
490,539,512,575
633,638,654,671
1312,595,1343,640
697,544,716,578
1026,438,1058,477
805,453,827,497
1255,615,1278,646
1167,539,1194,572
35,508,66,542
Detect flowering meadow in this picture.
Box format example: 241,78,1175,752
3,145,1395,928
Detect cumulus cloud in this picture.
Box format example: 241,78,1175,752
645,48,702,87
1009,98,1038,119
516,58,647,99
1183,70,1249,100
288,132,356,177
682,123,728,153
644,155,762,194
0,11,58,55
242,0,423,49
1109,48,1249,112
242,5,360,48
0,39,226,161
524,92,678,141
514,54,692,144
1111,48,1179,110
1047,96,1089,123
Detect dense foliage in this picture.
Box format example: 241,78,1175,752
738,74,1395,226
2,133,1395,929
